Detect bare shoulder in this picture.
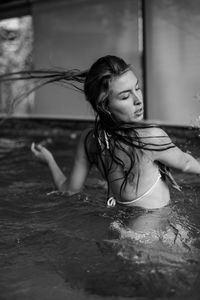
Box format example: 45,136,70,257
137,126,173,149
78,127,95,154
79,127,94,142
138,126,167,137
72,128,94,165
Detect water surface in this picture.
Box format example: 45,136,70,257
0,127,200,300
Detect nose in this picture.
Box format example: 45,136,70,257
133,89,143,106
133,97,142,106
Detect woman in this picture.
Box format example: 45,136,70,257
27,55,200,211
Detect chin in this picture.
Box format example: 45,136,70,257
138,115,144,121
132,115,144,122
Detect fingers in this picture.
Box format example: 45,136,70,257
31,142,43,154
31,142,36,153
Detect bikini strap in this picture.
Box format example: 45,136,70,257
116,174,161,205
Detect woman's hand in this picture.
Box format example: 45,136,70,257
31,142,53,164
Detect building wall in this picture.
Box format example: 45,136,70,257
145,0,200,126
1,0,200,126
32,0,141,119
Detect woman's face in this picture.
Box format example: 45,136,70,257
108,70,143,123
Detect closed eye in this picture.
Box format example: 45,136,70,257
121,93,130,100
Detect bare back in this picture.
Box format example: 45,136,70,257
85,128,170,209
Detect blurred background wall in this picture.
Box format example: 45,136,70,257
32,0,141,119
145,0,200,126
0,0,200,126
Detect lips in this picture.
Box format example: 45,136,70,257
135,108,143,116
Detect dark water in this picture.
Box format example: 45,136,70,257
0,129,200,300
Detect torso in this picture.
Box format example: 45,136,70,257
85,128,170,209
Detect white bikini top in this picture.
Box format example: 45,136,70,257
107,173,162,208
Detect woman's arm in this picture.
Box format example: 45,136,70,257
31,142,67,191
31,129,92,194
148,127,200,174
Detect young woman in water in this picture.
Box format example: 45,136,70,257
29,55,200,211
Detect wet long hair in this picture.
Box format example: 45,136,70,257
0,55,180,198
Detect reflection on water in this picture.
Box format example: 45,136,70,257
0,133,200,299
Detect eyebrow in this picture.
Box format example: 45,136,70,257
118,89,131,96
117,80,139,95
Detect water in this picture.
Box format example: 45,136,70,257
1,125,200,300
